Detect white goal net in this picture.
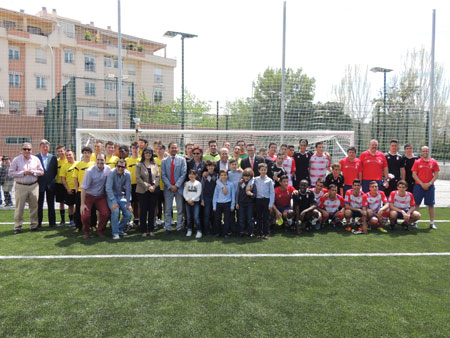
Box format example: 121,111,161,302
76,128,354,163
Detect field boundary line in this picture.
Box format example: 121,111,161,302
0,252,449,260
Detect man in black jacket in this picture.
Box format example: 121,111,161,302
241,144,272,177
36,139,58,227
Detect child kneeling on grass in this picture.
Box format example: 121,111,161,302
388,180,421,231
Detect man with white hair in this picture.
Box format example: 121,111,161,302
9,143,44,234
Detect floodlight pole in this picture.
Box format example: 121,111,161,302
164,30,197,150
371,67,393,146
280,1,286,143
118,0,123,129
429,9,436,156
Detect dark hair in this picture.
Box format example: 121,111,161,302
140,148,154,163
56,144,65,150
299,138,308,145
331,163,341,169
219,169,228,176
352,179,361,185
316,177,324,185
116,159,127,166
81,146,92,154
242,168,254,177
268,142,277,148
287,145,294,149
315,141,324,148
228,159,237,165
279,175,289,182
369,180,378,186
390,139,399,144
119,145,129,153
208,140,217,146
280,144,288,148
139,138,148,145
347,146,357,153
328,184,337,190
205,160,216,167
258,162,268,169
130,141,139,149
188,169,197,176
168,142,177,149
96,153,106,160
105,141,114,147
397,180,408,188
404,143,412,150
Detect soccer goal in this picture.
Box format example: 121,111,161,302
76,128,354,162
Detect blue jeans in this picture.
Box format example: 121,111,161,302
186,201,201,231
108,196,132,236
164,189,184,231
239,203,254,234
202,197,213,235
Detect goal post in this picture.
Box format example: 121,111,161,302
76,128,354,162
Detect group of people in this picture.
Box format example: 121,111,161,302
5,136,439,239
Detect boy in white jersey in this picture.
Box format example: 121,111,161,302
388,180,421,231
344,179,368,234
319,184,345,229
366,180,390,232
309,142,331,187
280,144,295,186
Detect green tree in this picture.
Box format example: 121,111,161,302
252,67,315,130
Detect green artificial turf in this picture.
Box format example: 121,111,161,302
0,208,449,337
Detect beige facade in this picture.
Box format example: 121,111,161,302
0,7,176,156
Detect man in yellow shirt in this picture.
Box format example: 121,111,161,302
105,141,119,168
60,149,78,227
126,142,141,229
90,140,103,162
73,147,95,231
55,145,68,226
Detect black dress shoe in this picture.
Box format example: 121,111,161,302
13,229,22,234
49,224,57,228
31,227,43,232
164,230,172,235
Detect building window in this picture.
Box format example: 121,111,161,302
36,77,47,89
35,49,47,64
107,108,117,118
61,22,75,38
9,74,20,88
85,82,96,96
36,102,46,116
104,80,115,91
27,25,42,35
64,52,74,64
104,56,112,67
84,56,95,72
128,63,136,75
88,108,98,117
114,58,119,68
4,20,16,29
8,46,20,60
9,101,21,114
153,88,163,103
128,85,134,97
154,68,163,83
5,136,32,145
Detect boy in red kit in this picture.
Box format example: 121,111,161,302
343,179,368,234
388,180,421,231
366,181,390,232
319,184,345,229
339,146,361,194
272,175,296,227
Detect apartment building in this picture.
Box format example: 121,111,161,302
0,7,176,156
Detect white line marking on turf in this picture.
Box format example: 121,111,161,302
0,253,449,259
1,220,450,225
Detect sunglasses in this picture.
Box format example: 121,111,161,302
193,153,201,155
117,165,126,169
23,148,31,151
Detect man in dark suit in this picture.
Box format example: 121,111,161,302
36,139,58,227
241,144,272,177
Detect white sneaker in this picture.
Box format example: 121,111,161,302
430,223,438,230
411,221,419,229
186,229,192,237
113,234,120,240
195,231,202,239
156,219,163,225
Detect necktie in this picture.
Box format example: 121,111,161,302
250,157,254,169
170,157,175,185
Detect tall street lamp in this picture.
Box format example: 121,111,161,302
371,67,393,145
164,30,197,149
